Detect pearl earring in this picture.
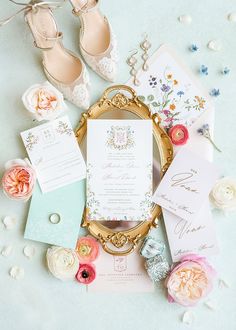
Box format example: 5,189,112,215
126,50,140,86
140,34,151,71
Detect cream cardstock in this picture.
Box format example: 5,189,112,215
87,119,153,221
88,247,154,293
163,205,219,262
153,148,219,221
21,115,86,193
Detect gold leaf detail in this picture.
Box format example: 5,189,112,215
111,93,129,109
110,233,128,248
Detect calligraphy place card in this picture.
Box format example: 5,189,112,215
162,205,219,262
153,148,219,221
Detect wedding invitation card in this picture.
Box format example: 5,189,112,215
87,119,153,221
163,205,219,262
21,115,86,193
153,148,219,221
88,247,154,293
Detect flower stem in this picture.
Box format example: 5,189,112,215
206,136,222,153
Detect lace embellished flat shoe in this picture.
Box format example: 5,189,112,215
0,0,90,109
69,0,118,82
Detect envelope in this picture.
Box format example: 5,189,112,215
24,180,85,249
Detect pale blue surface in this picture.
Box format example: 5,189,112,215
0,1,236,329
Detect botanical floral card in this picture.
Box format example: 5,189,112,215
21,115,86,193
153,148,219,221
127,44,213,129
87,119,152,221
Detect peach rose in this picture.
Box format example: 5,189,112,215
1,159,36,201
165,254,216,306
22,81,67,121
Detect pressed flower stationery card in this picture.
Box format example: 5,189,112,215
127,44,213,129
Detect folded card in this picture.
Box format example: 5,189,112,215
25,180,85,249
153,148,219,221
162,205,219,262
21,115,86,193
87,119,153,221
88,247,154,293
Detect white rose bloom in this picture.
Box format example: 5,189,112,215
22,81,67,121
210,177,236,211
46,246,79,281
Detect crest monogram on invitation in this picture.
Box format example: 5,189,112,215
106,126,135,150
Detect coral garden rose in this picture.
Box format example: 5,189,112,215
22,81,67,121
76,237,99,263
76,263,96,284
210,177,236,211
165,254,216,306
2,158,36,201
168,124,189,145
46,246,79,281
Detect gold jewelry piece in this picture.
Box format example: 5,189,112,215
140,34,151,71
49,213,61,224
126,50,140,86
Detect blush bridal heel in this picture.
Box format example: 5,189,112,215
0,0,90,109
69,0,118,82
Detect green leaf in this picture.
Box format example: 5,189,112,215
138,95,145,102
147,95,154,101
152,102,159,107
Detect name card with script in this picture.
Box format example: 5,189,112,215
162,206,219,262
153,148,219,221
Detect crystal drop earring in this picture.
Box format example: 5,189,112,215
126,50,140,86
140,34,151,71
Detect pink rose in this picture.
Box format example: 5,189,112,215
1,159,36,201
165,254,216,306
76,263,96,284
76,237,99,263
168,124,189,145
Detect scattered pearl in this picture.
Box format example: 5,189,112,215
178,15,192,24
228,12,236,22
23,245,35,259
207,40,222,51
182,311,194,325
1,245,13,257
2,216,16,230
9,266,25,280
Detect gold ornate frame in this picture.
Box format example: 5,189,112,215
75,85,173,256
